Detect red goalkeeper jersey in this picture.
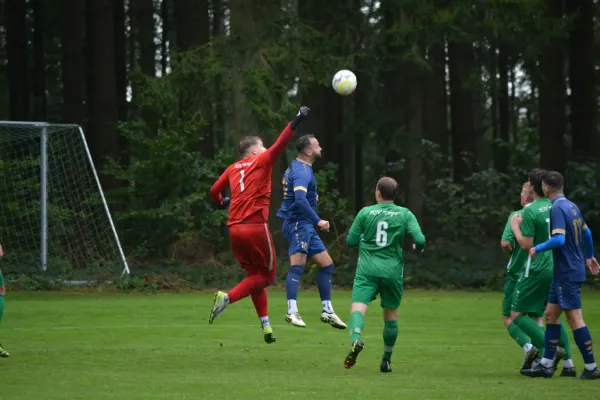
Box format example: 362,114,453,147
209,123,294,226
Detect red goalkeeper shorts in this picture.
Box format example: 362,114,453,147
229,222,276,273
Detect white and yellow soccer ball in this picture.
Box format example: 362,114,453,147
332,69,357,96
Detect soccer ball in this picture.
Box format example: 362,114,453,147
332,69,357,96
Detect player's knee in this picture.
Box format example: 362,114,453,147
565,310,584,329
0,284,5,296
502,315,512,327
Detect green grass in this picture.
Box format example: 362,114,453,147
2,290,600,399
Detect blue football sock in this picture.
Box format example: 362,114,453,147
573,326,596,366
285,265,304,301
543,323,562,361
317,264,334,302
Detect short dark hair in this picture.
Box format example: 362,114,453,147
528,168,546,197
239,136,261,156
377,177,398,201
542,171,564,192
296,134,315,154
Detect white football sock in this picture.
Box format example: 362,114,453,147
322,300,334,314
260,316,270,327
287,299,298,314
523,343,533,353
563,359,574,368
224,294,230,305
541,358,554,368
585,363,597,371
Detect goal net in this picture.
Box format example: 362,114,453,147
0,122,129,279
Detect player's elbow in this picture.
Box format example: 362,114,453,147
346,235,360,248
501,241,512,254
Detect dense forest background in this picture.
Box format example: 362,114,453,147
0,0,599,290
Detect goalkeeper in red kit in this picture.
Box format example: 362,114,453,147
208,106,310,343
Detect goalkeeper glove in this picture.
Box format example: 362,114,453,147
290,106,310,130
213,197,230,210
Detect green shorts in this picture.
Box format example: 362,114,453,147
511,276,551,317
0,269,3,287
502,274,519,317
351,273,403,309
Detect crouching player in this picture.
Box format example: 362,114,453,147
343,177,425,372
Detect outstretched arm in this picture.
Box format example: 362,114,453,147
530,206,565,259
259,107,310,166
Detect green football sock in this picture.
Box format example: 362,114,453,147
558,318,573,359
514,315,545,350
507,322,531,348
0,294,4,324
348,311,364,342
383,320,398,361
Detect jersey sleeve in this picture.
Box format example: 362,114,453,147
348,209,364,237
406,211,426,246
346,209,364,248
257,123,294,166
550,205,566,236
209,168,230,204
520,206,535,238
292,167,321,224
501,213,516,243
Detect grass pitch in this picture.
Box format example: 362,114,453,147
2,290,600,399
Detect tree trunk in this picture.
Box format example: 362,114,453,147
489,42,499,170
496,43,510,173
448,40,477,182
424,42,449,168
211,0,225,148
61,0,85,125
174,0,212,157
86,0,120,187
5,0,30,120
114,0,128,167
32,0,46,121
135,0,156,76
174,0,209,51
567,0,596,160
407,71,424,222
539,0,566,173
160,0,169,76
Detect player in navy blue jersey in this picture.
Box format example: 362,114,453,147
276,134,347,329
523,171,600,380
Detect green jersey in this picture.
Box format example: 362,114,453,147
348,202,425,279
521,197,553,278
501,209,528,276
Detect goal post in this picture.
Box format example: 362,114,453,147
0,121,130,278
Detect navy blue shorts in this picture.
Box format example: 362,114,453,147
547,279,582,310
282,220,326,258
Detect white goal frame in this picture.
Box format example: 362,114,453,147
0,121,130,276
